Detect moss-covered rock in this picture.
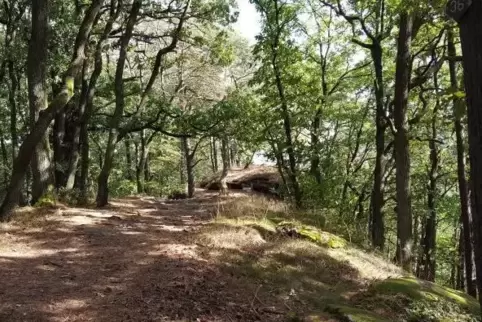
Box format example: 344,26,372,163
353,277,481,321
276,221,347,249
374,277,480,315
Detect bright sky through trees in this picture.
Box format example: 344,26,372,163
234,0,261,44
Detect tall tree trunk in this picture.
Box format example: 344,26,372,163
96,0,141,207
8,61,18,163
457,226,466,291
0,132,8,186
421,135,438,281
29,0,51,204
79,0,121,202
420,72,440,282
448,28,476,296
230,140,240,167
211,137,218,172
65,61,90,190
125,135,134,181
144,152,150,184
394,13,414,270
210,137,216,173
136,131,150,194
413,207,420,268
219,137,229,196
269,141,289,193
370,42,386,250
310,111,322,184
0,0,103,220
182,137,195,198
180,138,187,185
79,121,90,200
53,107,66,188
458,1,482,305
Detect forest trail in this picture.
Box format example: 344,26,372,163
0,191,297,322
1,191,477,322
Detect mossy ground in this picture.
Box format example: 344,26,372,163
196,193,481,321
357,277,481,321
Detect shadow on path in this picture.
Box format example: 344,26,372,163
0,192,360,321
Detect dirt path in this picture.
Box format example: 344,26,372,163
0,192,284,322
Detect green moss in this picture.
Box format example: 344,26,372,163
66,76,75,97
371,277,480,321
277,221,347,249
34,186,57,207
374,277,479,315
325,305,391,322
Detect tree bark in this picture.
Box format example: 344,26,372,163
0,131,8,186
393,12,414,270
125,135,134,181
182,137,195,198
8,61,18,164
370,42,386,250
28,0,52,204
96,0,141,207
219,137,229,196
211,137,218,172
180,138,187,185
0,0,103,220
144,152,150,184
65,61,90,190
136,131,150,194
457,225,466,291
420,71,441,282
458,0,482,306
53,106,66,188
448,27,476,296
421,133,438,281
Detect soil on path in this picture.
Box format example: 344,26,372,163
0,192,287,322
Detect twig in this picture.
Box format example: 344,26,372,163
250,285,263,320
283,301,292,311
254,285,265,306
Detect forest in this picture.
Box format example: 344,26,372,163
1,0,482,321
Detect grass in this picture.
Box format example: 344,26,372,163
195,193,480,321
195,194,405,319
370,277,481,317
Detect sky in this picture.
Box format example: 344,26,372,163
233,0,261,44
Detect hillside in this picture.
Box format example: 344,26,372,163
0,191,478,322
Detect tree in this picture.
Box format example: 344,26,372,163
28,0,51,204
321,0,392,249
252,0,302,207
456,0,482,307
393,12,414,270
96,0,142,207
447,26,476,296
0,0,103,220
